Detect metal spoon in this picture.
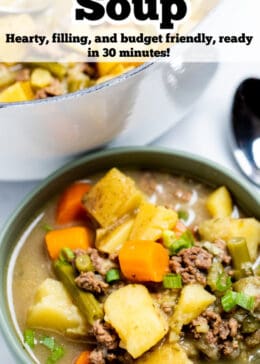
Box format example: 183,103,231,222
230,78,260,187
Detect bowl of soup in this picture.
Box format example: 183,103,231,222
0,147,259,364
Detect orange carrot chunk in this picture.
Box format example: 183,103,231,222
174,220,187,237
56,182,91,224
119,240,169,282
45,226,92,260
75,351,90,364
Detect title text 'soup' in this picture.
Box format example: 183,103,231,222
75,0,189,30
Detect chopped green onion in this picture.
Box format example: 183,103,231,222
221,290,238,312
162,230,194,255
236,292,255,311
40,336,65,364
163,273,182,289
59,247,75,263
169,231,194,255
216,273,232,292
162,230,176,249
105,268,121,283
46,345,65,364
23,329,35,349
221,290,255,312
75,254,93,272
42,224,53,232
40,336,56,351
177,210,189,221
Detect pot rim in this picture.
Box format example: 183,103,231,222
0,62,153,109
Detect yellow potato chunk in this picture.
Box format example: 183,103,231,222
96,218,134,254
206,186,233,218
104,284,168,358
27,278,88,337
0,81,34,102
170,284,215,341
130,202,178,241
97,62,121,77
199,217,260,260
83,168,143,228
138,343,192,364
31,68,53,88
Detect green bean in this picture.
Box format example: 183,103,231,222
227,237,251,278
54,260,103,325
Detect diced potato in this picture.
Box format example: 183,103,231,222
97,62,120,77
0,81,34,102
0,65,15,88
130,202,178,241
138,343,192,364
31,68,53,88
83,168,143,228
199,217,260,260
206,186,233,218
27,278,88,337
96,218,134,254
104,284,168,358
170,284,215,341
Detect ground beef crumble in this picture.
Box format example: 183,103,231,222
89,321,134,364
213,239,232,265
189,310,241,360
92,320,119,350
75,272,108,294
88,248,116,276
170,246,213,285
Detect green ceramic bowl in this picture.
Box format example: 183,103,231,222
0,147,259,363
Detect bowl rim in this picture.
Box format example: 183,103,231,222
0,146,259,364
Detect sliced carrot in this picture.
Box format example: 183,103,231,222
75,351,90,364
45,226,92,260
56,182,91,224
119,240,169,282
174,220,187,237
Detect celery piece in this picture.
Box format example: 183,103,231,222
242,315,260,333
53,260,103,324
75,254,93,272
227,237,251,278
216,273,232,292
207,261,224,291
59,248,75,263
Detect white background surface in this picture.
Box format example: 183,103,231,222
0,0,260,362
